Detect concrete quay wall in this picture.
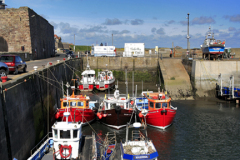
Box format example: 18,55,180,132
0,58,82,160
191,60,240,97
84,57,158,71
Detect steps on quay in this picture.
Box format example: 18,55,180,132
159,59,193,99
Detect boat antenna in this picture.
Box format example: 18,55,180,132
125,68,128,96
62,81,65,98
132,71,134,98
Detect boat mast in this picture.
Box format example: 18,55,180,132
125,69,128,96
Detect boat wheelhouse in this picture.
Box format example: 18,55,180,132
95,70,115,91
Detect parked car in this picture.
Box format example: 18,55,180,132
0,62,9,78
66,51,74,58
0,55,27,74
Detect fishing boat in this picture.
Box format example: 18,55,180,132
97,87,134,129
121,118,158,159
100,132,117,160
28,111,84,160
55,82,96,125
138,90,177,129
200,26,226,60
95,70,115,91
78,63,95,91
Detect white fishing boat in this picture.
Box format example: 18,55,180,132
95,70,115,91
79,63,95,91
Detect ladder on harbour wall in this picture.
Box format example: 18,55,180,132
217,74,240,99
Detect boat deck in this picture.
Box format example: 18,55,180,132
40,135,96,160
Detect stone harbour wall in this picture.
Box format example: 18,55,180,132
0,58,82,160
0,7,54,60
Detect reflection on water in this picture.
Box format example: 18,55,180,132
81,83,240,159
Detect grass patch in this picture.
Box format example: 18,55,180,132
170,77,175,80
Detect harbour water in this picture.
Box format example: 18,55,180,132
82,82,240,159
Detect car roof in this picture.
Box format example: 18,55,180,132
1,55,17,57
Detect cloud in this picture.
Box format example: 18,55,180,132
112,30,130,34
228,27,236,31
58,22,78,34
168,20,175,24
151,28,156,33
156,28,165,35
79,25,108,33
131,19,144,25
50,21,58,29
191,16,215,25
180,16,215,25
103,18,123,25
180,20,188,25
224,14,240,23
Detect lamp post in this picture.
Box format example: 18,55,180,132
186,13,190,53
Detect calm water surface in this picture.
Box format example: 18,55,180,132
82,82,240,159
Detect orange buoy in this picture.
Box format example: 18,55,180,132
99,114,102,119
103,114,107,117
139,112,143,118
97,112,100,117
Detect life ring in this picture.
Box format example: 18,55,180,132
59,145,72,159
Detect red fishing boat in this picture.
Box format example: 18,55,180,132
55,84,96,125
139,91,177,129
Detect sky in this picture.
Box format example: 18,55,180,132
4,0,240,48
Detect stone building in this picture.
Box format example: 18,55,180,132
0,6,54,60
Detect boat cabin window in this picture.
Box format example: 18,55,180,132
162,103,168,108
70,102,77,107
63,102,69,107
78,102,84,106
108,73,111,76
60,130,71,139
54,129,58,139
155,103,161,109
73,130,78,138
149,102,154,108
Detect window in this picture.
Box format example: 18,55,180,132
150,102,154,108
54,129,58,139
63,102,69,107
78,102,84,106
70,102,76,107
0,56,14,62
162,103,167,108
155,103,161,109
60,130,71,139
18,56,23,62
73,130,78,138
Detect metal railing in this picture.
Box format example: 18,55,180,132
30,132,52,156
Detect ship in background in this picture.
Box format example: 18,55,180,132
200,27,225,60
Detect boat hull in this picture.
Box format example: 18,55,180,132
95,80,115,91
79,84,94,91
56,108,95,125
143,108,176,129
98,108,133,129
201,46,225,55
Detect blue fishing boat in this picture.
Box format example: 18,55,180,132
201,27,225,60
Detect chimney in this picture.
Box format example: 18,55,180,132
0,0,7,9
